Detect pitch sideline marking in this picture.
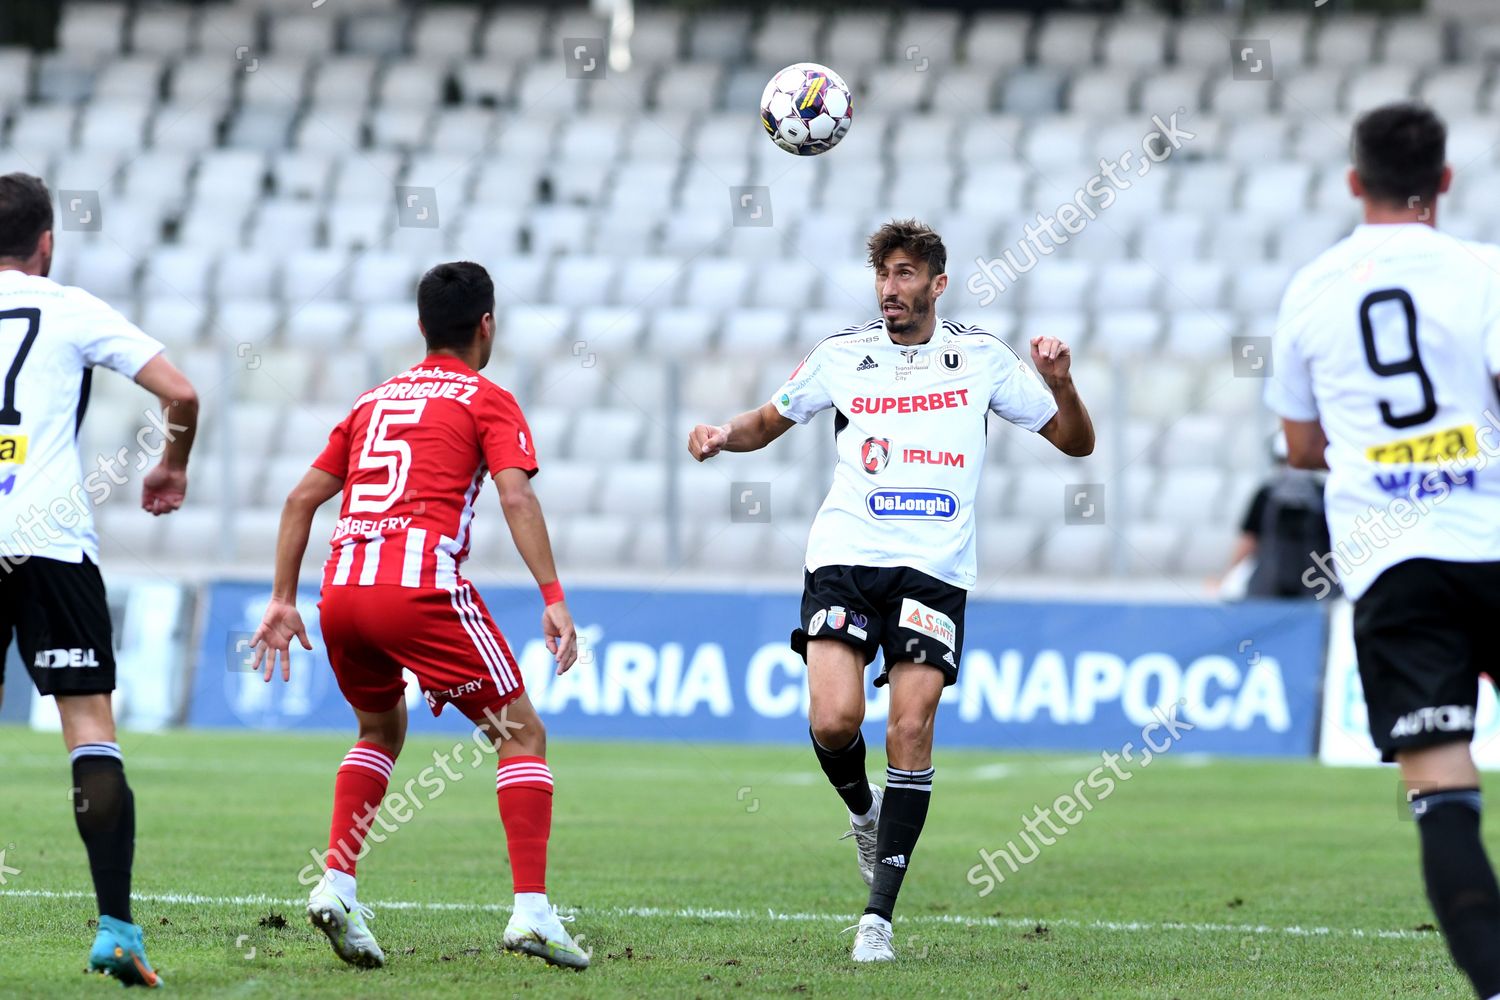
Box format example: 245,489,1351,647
0,888,1435,941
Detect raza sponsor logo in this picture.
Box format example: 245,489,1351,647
849,389,970,415
1366,424,1477,464
866,488,958,520
0,434,27,464
903,448,964,468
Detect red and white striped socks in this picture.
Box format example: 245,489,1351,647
496,755,553,895
325,741,395,878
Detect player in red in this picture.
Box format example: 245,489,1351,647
249,261,588,970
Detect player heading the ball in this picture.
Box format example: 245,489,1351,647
688,219,1094,962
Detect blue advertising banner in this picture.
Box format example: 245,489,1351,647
191,582,1327,757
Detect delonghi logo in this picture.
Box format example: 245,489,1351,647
866,488,958,520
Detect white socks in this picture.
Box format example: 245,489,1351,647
318,869,357,903
513,891,552,925
850,802,879,828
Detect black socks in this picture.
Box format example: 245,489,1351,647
811,728,874,818
71,743,135,924
865,765,933,922
1411,788,1500,999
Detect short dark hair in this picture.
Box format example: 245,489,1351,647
867,218,946,277
417,261,495,350
1351,102,1447,207
0,173,53,260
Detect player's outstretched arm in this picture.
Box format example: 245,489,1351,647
1031,336,1095,458
251,467,342,681
132,354,199,515
687,401,795,461
495,467,578,676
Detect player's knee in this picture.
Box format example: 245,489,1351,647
507,714,545,757
886,712,934,756
360,729,404,758
810,706,862,749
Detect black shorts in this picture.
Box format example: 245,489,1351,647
791,564,966,686
0,555,116,697
1353,557,1500,763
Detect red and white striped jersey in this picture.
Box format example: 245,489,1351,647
312,355,536,591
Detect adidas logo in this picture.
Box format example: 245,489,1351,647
881,854,907,869
856,355,879,371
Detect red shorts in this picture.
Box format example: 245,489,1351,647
318,582,525,721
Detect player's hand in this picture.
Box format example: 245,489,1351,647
1030,336,1073,385
688,423,729,462
140,460,187,515
542,600,578,675
250,597,312,683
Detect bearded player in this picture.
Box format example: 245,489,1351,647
689,220,1094,961
250,262,588,970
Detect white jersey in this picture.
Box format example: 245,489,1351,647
1264,223,1500,600
0,269,164,563
774,317,1059,589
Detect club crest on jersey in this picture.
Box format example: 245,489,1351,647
518,430,530,455
861,436,891,474
939,348,966,373
866,488,958,520
827,606,847,631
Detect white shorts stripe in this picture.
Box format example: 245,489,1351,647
449,586,511,694
357,533,384,586
456,584,517,691
402,528,427,588
331,537,356,586
461,584,521,687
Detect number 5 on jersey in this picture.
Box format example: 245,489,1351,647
349,399,426,514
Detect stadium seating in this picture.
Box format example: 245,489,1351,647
11,1,1493,585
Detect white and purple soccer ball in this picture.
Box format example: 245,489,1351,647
759,62,853,156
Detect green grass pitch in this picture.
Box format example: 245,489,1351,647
0,727,1482,998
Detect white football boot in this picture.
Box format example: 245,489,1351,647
848,913,896,962
503,905,590,969
838,784,883,887
307,877,385,968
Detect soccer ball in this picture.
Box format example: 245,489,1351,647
759,62,853,156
